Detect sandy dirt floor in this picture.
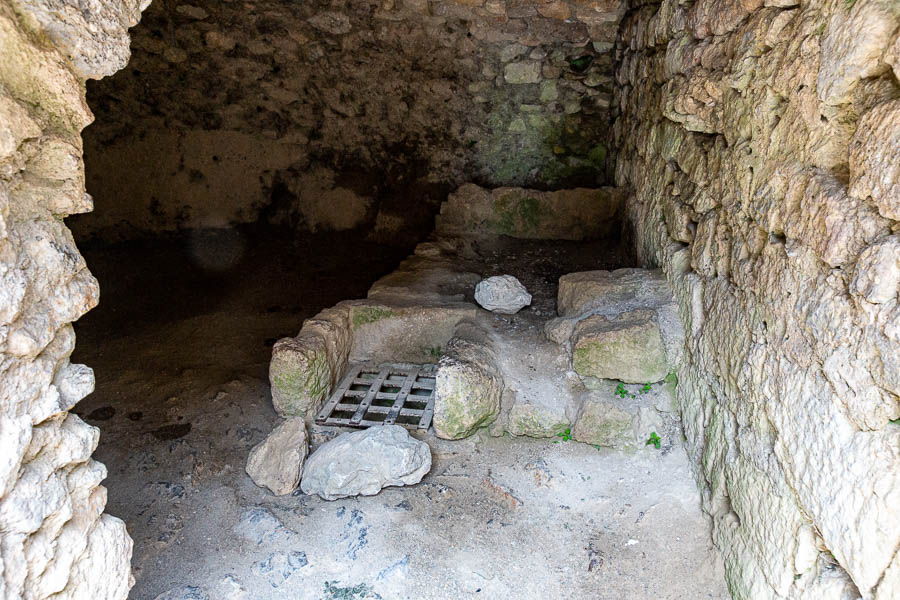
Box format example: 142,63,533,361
71,227,728,600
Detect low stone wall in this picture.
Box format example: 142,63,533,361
436,183,623,240
0,0,146,597
615,0,900,597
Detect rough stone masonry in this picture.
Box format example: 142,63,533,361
0,0,150,597
615,0,900,598
1,0,898,599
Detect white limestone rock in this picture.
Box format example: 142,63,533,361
245,418,309,496
300,425,431,501
474,275,531,314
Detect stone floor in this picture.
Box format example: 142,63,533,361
71,227,729,599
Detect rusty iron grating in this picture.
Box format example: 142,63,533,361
315,364,437,430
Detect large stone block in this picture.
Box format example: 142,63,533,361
506,397,569,438
572,310,669,383
269,307,351,418
556,268,673,318
433,322,503,439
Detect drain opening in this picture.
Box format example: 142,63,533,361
315,364,436,430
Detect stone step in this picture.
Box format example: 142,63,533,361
545,268,684,383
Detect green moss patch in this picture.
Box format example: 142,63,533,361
351,306,395,329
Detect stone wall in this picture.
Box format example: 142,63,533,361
0,0,144,597
614,0,899,598
71,0,622,242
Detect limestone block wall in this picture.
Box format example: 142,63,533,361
71,0,623,243
614,0,900,598
0,0,145,597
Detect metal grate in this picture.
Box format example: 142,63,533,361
315,365,436,430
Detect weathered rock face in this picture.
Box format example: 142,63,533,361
245,417,309,496
73,0,623,243
474,275,532,314
300,425,431,500
615,0,900,597
0,0,146,597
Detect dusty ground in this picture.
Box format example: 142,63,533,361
71,227,728,600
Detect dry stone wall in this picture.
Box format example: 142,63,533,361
0,0,145,597
72,0,622,242
615,0,900,598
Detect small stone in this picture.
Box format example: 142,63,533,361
175,5,208,19
508,118,528,133
584,71,606,87
484,0,506,14
543,64,563,79
504,61,542,84
308,12,352,35
540,80,559,103
300,425,431,500
500,43,528,62
563,99,583,114
537,1,570,20
474,275,532,314
245,418,308,496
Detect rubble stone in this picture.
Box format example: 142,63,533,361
245,418,309,496
300,425,431,501
474,275,532,314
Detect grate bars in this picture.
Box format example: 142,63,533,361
315,365,436,430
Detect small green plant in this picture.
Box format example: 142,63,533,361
425,346,442,360
592,444,603,451
615,383,628,398
646,431,661,449
553,427,573,443
641,383,652,393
